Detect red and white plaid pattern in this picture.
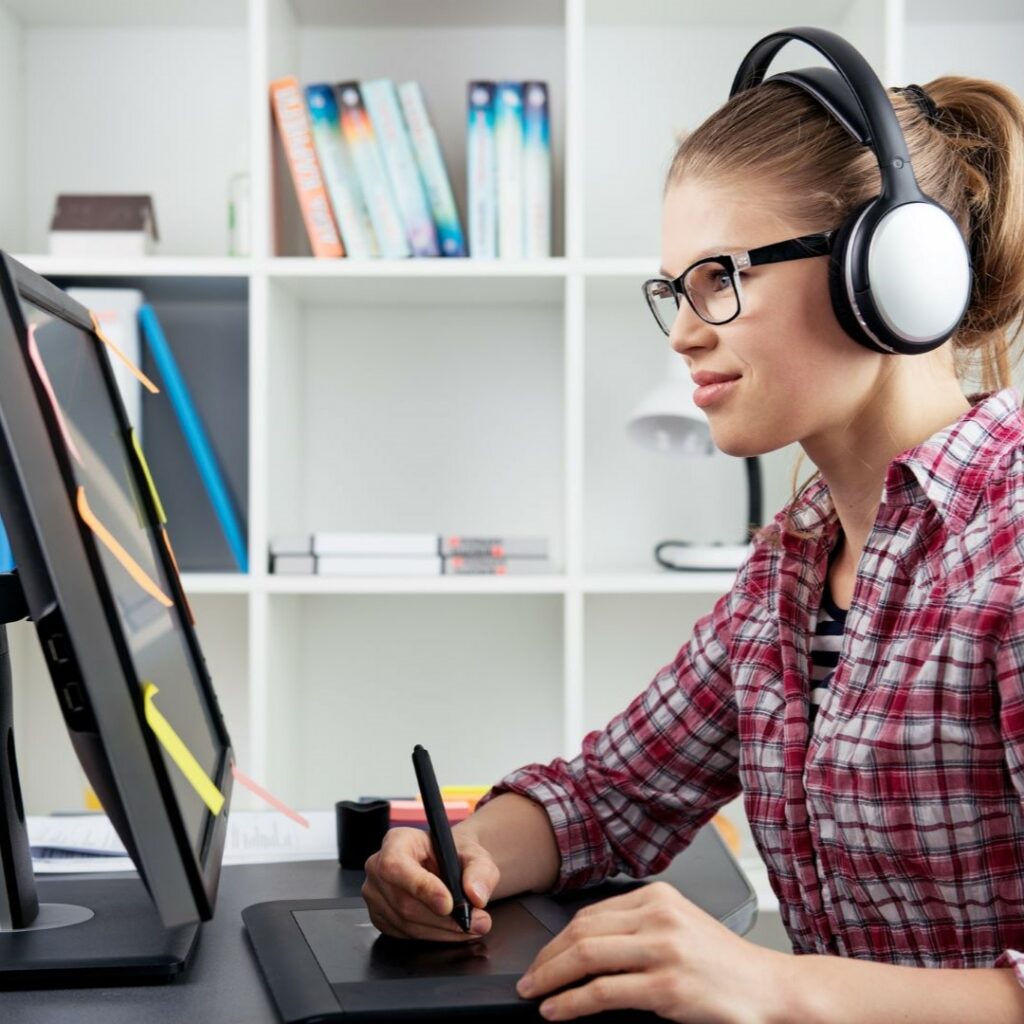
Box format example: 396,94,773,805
486,387,1024,975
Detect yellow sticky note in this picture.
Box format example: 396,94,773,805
143,682,224,816
131,429,167,524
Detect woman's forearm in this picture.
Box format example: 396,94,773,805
454,792,560,900
776,953,1024,1024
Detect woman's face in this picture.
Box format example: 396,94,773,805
659,178,888,459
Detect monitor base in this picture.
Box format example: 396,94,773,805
0,875,199,988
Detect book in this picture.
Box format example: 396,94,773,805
440,536,548,558
0,516,12,573
335,82,411,259
522,82,552,259
467,82,498,259
312,532,439,557
48,194,158,257
138,304,249,573
272,554,316,575
495,82,525,259
318,555,442,577
361,78,440,258
304,83,379,259
67,287,144,437
269,76,345,259
398,81,467,258
443,556,553,575
388,799,471,826
270,534,313,556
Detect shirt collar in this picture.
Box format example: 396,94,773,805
786,386,1024,537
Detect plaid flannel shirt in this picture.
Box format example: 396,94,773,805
486,387,1024,978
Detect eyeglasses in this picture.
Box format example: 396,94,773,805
641,230,835,334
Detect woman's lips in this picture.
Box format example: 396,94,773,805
693,377,740,409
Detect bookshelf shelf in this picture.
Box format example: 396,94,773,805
3,3,1023,913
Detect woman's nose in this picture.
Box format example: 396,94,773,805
668,301,718,357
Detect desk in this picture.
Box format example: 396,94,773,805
6,824,756,1024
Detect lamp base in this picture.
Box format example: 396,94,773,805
654,541,751,572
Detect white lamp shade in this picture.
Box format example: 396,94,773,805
626,353,713,456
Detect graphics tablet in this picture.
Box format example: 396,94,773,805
243,823,756,1022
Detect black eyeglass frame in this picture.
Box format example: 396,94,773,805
642,230,836,333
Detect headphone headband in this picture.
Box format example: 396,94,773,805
729,27,920,203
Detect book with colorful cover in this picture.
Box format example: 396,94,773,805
467,82,498,259
138,304,249,573
269,76,345,258
361,78,439,258
495,82,525,259
398,81,467,258
304,83,379,259
440,536,548,558
443,556,552,575
335,81,411,259
522,81,552,258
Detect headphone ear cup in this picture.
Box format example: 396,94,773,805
827,201,884,352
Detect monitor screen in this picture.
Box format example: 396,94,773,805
0,252,232,935
19,297,223,857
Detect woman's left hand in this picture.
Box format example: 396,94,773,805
515,881,791,1023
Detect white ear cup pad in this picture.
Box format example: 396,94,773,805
866,202,971,343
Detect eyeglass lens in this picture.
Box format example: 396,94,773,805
645,261,739,333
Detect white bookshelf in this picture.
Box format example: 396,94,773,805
1,3,1022,934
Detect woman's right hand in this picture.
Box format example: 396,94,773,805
362,826,500,942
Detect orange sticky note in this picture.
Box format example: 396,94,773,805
26,323,83,466
89,310,160,394
76,486,173,607
230,765,310,829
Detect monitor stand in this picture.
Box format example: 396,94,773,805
0,572,199,988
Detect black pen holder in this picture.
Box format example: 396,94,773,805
336,799,390,869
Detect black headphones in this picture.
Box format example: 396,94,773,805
730,27,972,356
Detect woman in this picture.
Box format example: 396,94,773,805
363,45,1024,1024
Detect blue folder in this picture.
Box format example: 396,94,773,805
138,304,248,573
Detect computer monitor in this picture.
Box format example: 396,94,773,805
0,251,233,986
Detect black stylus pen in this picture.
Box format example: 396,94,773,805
412,744,473,933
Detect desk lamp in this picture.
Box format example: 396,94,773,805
626,353,762,571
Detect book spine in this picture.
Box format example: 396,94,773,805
272,554,317,575
318,556,442,576
138,304,249,573
467,82,497,259
336,82,411,259
0,516,12,573
443,556,552,575
361,78,440,258
313,532,440,557
495,82,525,259
398,81,467,258
269,76,345,258
305,83,380,259
440,537,548,558
522,82,551,259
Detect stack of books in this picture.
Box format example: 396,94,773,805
269,533,551,576
269,76,551,260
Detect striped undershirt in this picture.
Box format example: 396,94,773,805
809,571,848,731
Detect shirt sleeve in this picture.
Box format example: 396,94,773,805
478,553,763,893
992,579,1024,983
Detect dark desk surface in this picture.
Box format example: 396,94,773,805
6,825,756,1024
